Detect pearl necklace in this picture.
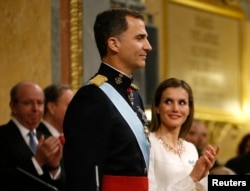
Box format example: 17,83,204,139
158,137,185,155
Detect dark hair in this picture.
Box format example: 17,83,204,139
237,133,250,156
150,78,194,138
94,8,144,58
43,84,71,114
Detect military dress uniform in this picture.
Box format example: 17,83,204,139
63,63,150,191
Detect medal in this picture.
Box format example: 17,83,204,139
126,87,134,105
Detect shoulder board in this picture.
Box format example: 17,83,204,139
89,74,108,87
130,83,139,91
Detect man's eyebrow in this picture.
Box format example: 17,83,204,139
136,33,147,38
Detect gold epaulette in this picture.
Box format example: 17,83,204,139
89,74,108,87
130,83,139,91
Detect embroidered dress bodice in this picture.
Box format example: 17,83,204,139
148,132,207,191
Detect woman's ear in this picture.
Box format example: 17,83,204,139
108,37,119,52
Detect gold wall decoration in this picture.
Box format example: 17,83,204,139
70,0,83,93
171,0,244,18
162,0,247,124
0,0,51,124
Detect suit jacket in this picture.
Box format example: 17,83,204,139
37,122,53,137
37,121,67,185
63,63,149,191
0,120,65,191
225,153,250,174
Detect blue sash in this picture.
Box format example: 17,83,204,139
100,82,149,170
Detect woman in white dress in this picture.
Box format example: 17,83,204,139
148,78,219,191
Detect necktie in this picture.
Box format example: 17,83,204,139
28,131,37,153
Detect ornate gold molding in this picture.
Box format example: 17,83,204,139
70,0,83,93
170,0,244,18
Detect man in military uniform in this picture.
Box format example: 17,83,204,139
63,8,152,191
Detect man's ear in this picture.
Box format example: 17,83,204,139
9,101,17,115
47,102,56,115
108,37,119,52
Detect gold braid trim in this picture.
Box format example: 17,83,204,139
130,83,139,91
89,74,108,87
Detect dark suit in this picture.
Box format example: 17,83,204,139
37,121,52,137
0,120,65,191
63,63,149,191
37,121,67,187
225,153,250,174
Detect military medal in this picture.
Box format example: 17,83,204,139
137,106,150,146
126,87,134,105
115,74,123,84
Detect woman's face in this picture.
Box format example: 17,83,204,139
156,87,190,129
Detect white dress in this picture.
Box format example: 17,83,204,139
148,132,207,191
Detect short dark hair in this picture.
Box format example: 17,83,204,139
94,8,144,58
150,78,194,138
43,84,71,114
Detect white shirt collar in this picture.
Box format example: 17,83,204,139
11,117,37,144
102,62,132,79
41,120,61,137
12,117,36,137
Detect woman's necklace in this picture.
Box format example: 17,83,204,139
158,137,185,155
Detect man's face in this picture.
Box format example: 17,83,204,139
197,123,208,151
10,82,44,130
115,16,152,75
185,122,199,147
51,89,74,130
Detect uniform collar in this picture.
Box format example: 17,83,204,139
98,63,133,90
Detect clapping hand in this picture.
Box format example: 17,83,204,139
35,135,63,170
190,145,220,182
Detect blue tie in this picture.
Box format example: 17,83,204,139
28,131,37,153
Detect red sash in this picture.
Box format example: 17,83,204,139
102,175,148,191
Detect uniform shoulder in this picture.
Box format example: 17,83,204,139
89,74,108,87
130,83,139,91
